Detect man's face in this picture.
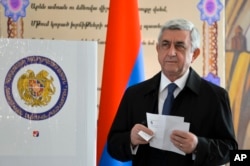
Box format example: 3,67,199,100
156,29,199,81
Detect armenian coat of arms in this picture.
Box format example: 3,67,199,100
17,69,56,107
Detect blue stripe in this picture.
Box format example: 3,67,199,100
128,45,145,87
99,144,132,166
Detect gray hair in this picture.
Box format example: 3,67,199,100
158,18,200,52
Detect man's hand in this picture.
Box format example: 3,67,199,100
130,124,154,146
170,130,198,154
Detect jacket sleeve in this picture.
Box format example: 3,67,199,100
107,89,134,161
194,90,238,165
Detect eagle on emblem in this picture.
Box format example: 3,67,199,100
17,69,56,107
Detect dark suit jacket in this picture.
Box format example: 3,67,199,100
107,68,237,166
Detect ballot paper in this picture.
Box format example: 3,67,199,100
146,113,190,155
138,130,154,142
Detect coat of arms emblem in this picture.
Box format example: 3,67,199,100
17,69,56,107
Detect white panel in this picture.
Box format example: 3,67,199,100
0,38,97,166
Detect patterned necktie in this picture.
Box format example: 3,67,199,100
162,83,177,115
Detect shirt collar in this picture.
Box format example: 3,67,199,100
159,68,190,93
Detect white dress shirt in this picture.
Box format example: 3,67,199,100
158,69,190,114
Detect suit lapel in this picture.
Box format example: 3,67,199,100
142,72,161,114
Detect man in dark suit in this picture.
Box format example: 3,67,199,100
107,18,237,166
